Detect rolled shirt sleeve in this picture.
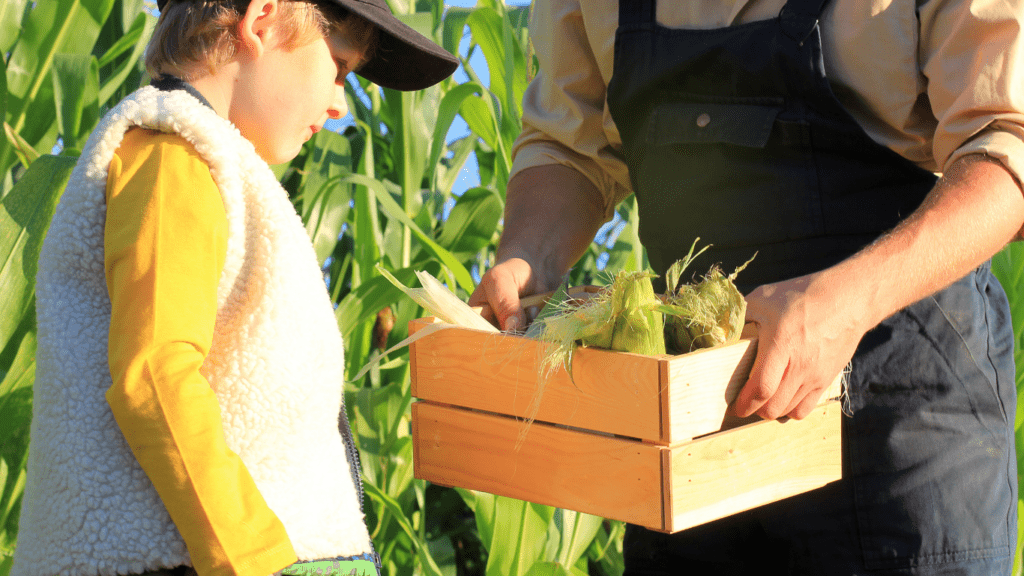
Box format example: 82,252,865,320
511,0,633,220
104,128,298,576
919,0,1024,184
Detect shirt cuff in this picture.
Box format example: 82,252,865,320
948,124,1024,190
510,141,633,221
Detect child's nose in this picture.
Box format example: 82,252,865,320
327,89,349,120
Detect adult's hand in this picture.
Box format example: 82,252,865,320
468,257,539,332
734,273,867,420
734,154,1024,420
469,164,608,331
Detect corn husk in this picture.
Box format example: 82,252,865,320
377,265,498,333
510,271,665,448
535,270,665,379
349,266,500,383
663,240,753,354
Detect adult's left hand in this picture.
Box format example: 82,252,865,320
733,272,867,420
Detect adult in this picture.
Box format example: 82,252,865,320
468,0,1024,573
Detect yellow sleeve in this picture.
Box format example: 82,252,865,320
104,128,298,576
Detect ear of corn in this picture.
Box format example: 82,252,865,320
663,241,754,353
534,271,665,381
531,240,753,365
603,271,665,356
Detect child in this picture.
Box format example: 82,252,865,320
12,1,456,575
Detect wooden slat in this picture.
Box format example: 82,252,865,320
410,318,665,441
411,318,845,445
663,334,844,443
665,401,842,532
413,402,666,529
663,337,758,442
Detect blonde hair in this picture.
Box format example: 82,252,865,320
146,0,377,81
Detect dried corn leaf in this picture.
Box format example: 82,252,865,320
376,265,498,333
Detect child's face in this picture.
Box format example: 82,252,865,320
233,27,366,165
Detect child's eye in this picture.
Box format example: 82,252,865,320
335,60,349,83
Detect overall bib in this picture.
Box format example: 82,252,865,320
605,0,1018,573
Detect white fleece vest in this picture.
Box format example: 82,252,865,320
14,86,372,576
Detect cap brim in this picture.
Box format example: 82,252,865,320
338,0,459,91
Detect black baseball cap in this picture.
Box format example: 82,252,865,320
156,0,459,91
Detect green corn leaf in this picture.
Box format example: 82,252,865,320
425,82,486,189
436,186,502,256
300,130,353,266
466,7,526,128
335,265,437,339
485,497,556,576
120,0,145,29
0,50,7,140
334,173,475,294
3,123,40,168
349,120,384,287
363,482,444,576
0,155,76,348
523,563,572,576
52,53,100,150
437,136,477,197
459,86,505,163
0,0,29,57
554,510,603,569
457,488,497,554
3,0,117,173
442,7,472,56
96,10,154,107
0,317,35,558
585,520,625,576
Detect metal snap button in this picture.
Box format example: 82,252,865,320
696,113,711,128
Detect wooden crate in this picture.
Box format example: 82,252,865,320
409,317,843,533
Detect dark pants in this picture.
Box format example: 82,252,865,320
624,265,1018,575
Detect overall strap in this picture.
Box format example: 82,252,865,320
618,0,655,28
779,0,830,44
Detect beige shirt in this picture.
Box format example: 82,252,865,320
511,0,1024,219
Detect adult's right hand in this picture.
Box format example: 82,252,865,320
468,164,609,332
468,257,538,332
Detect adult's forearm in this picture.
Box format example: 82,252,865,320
497,164,608,291
738,153,1024,419
825,154,1024,335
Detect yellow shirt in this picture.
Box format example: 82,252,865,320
104,128,298,576
511,0,1024,219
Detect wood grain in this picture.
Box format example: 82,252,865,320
410,318,665,441
411,318,844,444
665,402,842,532
413,402,666,528
412,400,842,532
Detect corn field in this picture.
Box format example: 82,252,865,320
0,1,1021,575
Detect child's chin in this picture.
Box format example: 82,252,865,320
262,145,303,166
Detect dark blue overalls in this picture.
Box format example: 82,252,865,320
604,0,1018,573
